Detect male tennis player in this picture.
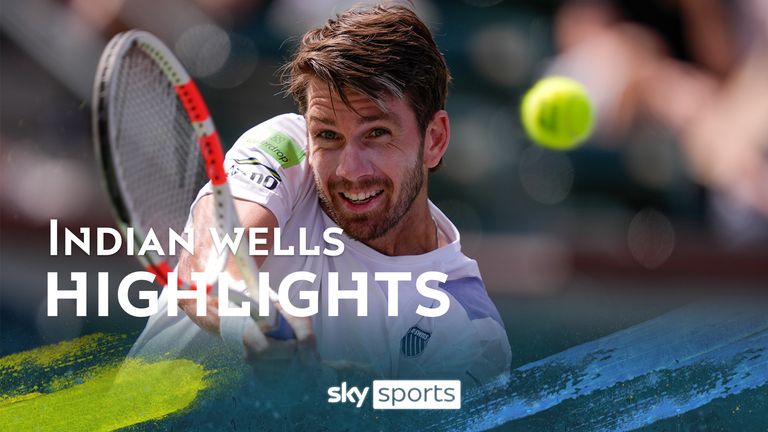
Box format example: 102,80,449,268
131,5,510,385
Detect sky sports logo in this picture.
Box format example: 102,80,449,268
327,380,461,409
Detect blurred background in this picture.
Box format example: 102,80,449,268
2,0,767,365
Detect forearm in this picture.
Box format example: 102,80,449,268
176,193,279,335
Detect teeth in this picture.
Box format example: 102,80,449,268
342,190,381,202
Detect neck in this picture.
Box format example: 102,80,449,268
365,189,437,256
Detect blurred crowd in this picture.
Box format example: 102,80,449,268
550,0,768,248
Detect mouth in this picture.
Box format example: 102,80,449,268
339,189,384,205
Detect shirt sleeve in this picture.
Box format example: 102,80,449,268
438,276,512,383
191,113,313,228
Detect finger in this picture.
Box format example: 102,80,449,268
279,315,317,363
269,307,318,363
242,319,270,359
288,316,314,341
272,302,314,341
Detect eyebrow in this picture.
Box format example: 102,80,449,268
358,112,398,126
308,112,400,127
308,116,336,126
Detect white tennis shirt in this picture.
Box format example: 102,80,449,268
131,114,511,384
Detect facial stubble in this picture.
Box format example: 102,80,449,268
314,149,425,243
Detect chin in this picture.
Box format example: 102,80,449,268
336,219,383,242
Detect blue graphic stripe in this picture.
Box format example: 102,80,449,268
428,303,768,431
594,329,768,431
508,328,768,431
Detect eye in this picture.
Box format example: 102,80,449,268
369,128,389,138
315,130,339,141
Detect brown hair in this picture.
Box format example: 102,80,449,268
280,4,451,136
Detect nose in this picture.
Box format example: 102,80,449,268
336,141,373,181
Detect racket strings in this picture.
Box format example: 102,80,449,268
109,43,208,267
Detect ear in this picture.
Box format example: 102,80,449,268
423,110,450,169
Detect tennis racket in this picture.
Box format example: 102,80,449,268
92,30,271,325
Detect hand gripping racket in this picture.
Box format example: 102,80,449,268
92,30,271,326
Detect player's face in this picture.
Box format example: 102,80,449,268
305,80,435,243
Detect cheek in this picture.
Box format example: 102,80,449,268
309,152,333,183
380,160,409,187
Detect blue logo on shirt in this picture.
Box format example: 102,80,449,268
401,326,431,358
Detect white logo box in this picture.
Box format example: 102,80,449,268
372,380,461,410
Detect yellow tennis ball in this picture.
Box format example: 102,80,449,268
520,76,594,150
